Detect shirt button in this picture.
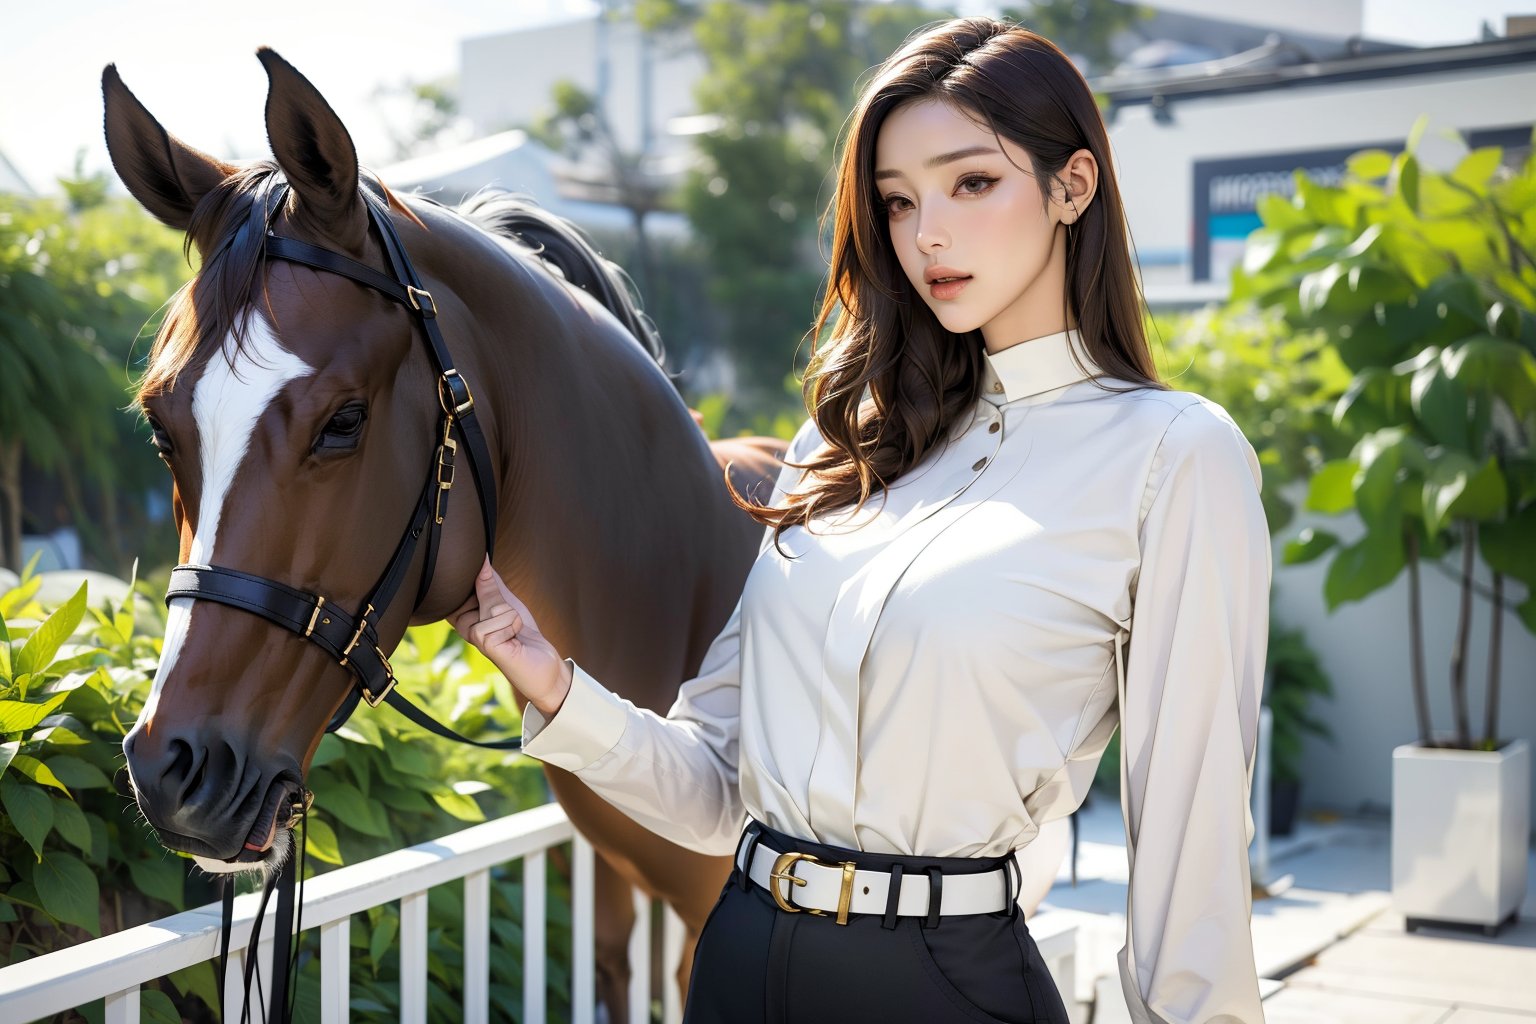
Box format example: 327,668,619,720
988,422,1000,434
991,382,1004,393
972,457,987,471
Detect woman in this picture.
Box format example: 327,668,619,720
452,16,1270,1024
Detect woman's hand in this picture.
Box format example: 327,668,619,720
450,556,572,718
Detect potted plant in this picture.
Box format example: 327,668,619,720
1264,618,1335,835
1231,115,1536,934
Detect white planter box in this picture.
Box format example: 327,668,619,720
1391,736,1529,933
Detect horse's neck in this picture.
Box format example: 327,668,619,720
478,271,752,700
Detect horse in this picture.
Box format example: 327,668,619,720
104,47,786,1020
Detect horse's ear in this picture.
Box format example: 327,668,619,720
257,47,366,250
102,65,236,231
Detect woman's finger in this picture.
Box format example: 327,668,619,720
471,608,520,641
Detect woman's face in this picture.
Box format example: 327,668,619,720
873,98,1089,352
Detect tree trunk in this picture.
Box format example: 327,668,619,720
1449,521,1476,749
1405,529,1433,747
1484,571,1504,749
0,438,22,573
629,206,653,304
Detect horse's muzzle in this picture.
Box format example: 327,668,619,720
123,722,303,862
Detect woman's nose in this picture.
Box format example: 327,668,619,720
915,214,949,252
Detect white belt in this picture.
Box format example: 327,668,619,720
737,835,1013,925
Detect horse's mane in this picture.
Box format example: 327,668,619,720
135,165,672,402
450,190,667,371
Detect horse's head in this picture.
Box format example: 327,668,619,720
104,51,494,873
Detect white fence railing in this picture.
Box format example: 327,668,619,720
0,801,693,1024
0,801,1082,1023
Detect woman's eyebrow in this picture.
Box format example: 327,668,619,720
875,146,1002,180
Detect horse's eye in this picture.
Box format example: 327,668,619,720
146,416,173,457
314,402,368,453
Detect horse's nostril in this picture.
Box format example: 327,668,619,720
167,738,196,791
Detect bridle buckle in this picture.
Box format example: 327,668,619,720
407,285,436,317
439,368,475,416
360,652,397,708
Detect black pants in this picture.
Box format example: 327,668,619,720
682,819,1072,1024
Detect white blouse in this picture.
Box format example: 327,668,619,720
521,326,1271,1024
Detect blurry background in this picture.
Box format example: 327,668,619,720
2,0,1532,831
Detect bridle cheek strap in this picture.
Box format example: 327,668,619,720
164,177,522,752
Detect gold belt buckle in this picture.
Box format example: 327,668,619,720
768,851,859,925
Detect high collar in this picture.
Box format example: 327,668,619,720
978,327,1103,406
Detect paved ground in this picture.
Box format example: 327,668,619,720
1037,798,1535,1023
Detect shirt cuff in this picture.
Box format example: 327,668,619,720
520,658,629,773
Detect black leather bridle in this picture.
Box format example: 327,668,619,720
164,175,524,754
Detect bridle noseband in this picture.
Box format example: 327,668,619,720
164,176,522,752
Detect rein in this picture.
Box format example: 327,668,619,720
176,176,528,1020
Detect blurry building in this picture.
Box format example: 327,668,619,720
0,146,34,194
451,3,1535,308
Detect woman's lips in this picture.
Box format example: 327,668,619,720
929,275,971,300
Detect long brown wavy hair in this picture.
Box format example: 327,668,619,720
732,16,1166,548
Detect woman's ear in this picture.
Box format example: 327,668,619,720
1058,149,1098,224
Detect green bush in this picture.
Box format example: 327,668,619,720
0,562,572,1022
1235,115,1536,750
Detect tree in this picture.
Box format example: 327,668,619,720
370,76,474,161
1239,117,1536,750
1001,1,1155,75
635,0,943,411
0,193,187,573
530,80,673,299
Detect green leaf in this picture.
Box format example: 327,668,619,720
0,575,42,618
0,690,70,732
1405,113,1429,155
369,913,398,967
10,751,72,797
15,582,88,677
1,776,54,859
1483,505,1536,586
43,754,111,789
129,856,186,909
1346,149,1394,180
1391,152,1420,213
11,753,71,795
1451,146,1502,190
304,816,344,865
34,850,100,935
431,789,486,823
406,621,452,665
1324,529,1406,609
1422,454,1507,534
311,780,391,838
0,739,17,780
139,988,180,1024
1410,362,1471,451
50,796,92,854
1283,528,1339,565
167,962,221,1018
1305,460,1358,514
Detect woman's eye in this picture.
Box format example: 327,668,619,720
881,194,912,214
957,175,997,195
314,403,368,453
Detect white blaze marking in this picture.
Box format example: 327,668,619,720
138,313,313,725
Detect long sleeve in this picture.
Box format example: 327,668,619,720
1115,402,1272,1024
518,416,820,856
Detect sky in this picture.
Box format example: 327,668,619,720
0,0,1526,193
